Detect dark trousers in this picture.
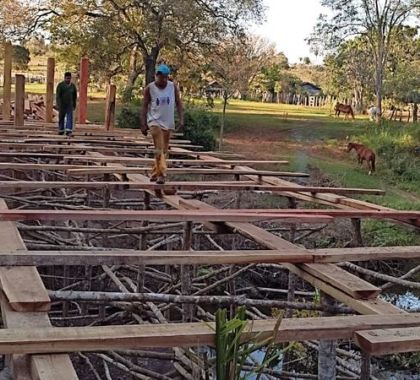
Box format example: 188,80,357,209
58,107,74,132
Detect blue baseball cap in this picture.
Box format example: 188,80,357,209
156,64,170,76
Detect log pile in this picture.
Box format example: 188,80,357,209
0,94,58,121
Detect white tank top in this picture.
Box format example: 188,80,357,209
147,81,175,130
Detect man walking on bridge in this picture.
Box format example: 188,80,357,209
56,72,77,136
141,64,184,184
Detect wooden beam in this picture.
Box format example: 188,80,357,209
66,167,308,178
45,58,55,123
63,156,289,166
0,209,334,224
14,75,25,127
0,246,418,266
0,314,420,355
0,200,76,378
355,327,420,356
104,84,116,130
78,57,89,124
0,249,312,266
13,138,200,149
0,181,387,196
2,42,12,121
314,246,420,263
0,202,50,312
297,263,380,300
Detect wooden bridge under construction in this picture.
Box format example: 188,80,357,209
0,51,419,380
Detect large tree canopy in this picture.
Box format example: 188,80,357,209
308,0,419,117
48,0,265,85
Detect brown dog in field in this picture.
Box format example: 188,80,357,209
347,142,376,175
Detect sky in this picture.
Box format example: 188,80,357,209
254,0,325,64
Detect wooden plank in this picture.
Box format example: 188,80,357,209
355,327,420,356
314,246,420,263
0,209,334,224
0,183,394,200
298,263,381,300
0,314,420,354
67,167,306,177
64,156,289,166
0,202,50,312
13,137,201,149
0,200,77,379
1,246,418,266
0,142,198,156
0,249,313,266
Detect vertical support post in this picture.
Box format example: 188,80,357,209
14,74,25,127
360,351,371,380
105,84,116,130
78,57,89,124
137,191,150,293
351,218,363,247
285,197,297,319
45,57,55,123
2,42,12,120
318,292,337,380
181,221,193,322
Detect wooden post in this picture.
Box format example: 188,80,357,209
181,221,193,322
2,42,12,120
360,351,371,380
318,292,337,380
105,84,116,130
78,57,89,124
14,75,25,127
45,58,55,123
351,218,363,247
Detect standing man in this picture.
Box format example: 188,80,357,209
56,72,77,136
141,64,184,184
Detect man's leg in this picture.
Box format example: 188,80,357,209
161,128,171,176
58,109,66,135
65,108,73,136
149,126,164,181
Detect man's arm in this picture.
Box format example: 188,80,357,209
174,86,184,131
140,86,151,136
72,84,77,110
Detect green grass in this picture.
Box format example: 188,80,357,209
208,100,420,246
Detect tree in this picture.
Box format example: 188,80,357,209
48,0,264,85
12,45,30,70
207,35,274,150
324,37,375,111
308,0,420,120
253,53,289,101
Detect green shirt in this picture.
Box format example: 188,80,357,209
56,81,77,110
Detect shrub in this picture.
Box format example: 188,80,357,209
116,103,218,150
116,104,141,129
183,106,217,151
